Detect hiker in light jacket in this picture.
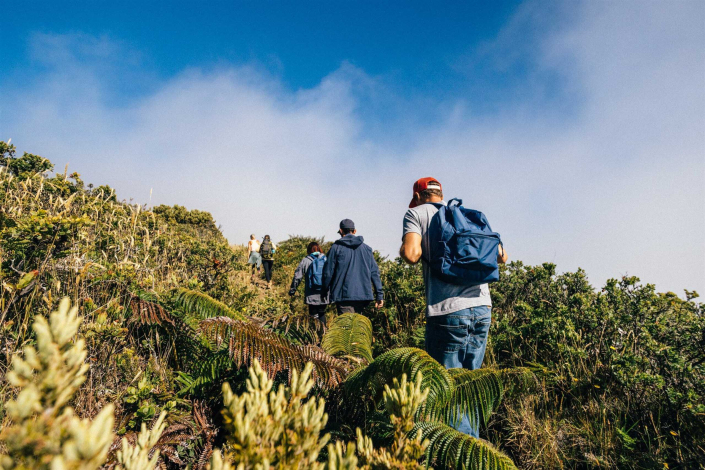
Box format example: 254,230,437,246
322,219,384,314
247,234,262,282
289,241,330,325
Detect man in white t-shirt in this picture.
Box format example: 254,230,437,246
399,177,507,437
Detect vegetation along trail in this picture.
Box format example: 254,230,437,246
1,142,703,469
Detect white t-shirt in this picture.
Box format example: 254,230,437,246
248,239,260,252
403,202,492,316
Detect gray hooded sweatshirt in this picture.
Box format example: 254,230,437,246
288,253,330,305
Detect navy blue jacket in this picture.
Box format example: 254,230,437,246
322,235,384,302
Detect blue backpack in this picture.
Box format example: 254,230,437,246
306,254,326,290
428,198,502,286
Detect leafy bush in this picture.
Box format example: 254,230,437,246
0,298,164,470
1,142,701,469
488,262,705,468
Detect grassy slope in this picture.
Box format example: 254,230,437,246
1,146,703,468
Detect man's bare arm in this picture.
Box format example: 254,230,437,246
497,244,508,264
400,233,422,265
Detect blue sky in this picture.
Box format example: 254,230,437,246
4,1,521,93
1,1,703,294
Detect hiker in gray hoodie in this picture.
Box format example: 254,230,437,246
289,241,330,325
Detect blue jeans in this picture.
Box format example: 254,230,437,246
425,306,491,438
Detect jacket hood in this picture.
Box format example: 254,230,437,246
335,234,364,249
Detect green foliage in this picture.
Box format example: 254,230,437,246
0,144,54,178
152,204,216,229
344,348,523,437
440,369,504,429
1,210,93,264
198,316,349,388
345,348,453,412
212,362,434,470
488,262,705,467
413,422,516,470
0,298,115,469
355,373,429,469
216,359,331,469
2,142,701,469
0,298,168,470
92,184,117,202
172,287,246,320
323,313,374,364
116,412,167,470
370,260,426,353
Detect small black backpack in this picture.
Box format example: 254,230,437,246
260,240,273,260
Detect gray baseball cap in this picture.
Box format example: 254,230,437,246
339,219,355,230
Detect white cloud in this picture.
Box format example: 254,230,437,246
1,1,703,295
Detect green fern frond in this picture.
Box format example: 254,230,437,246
345,348,452,409
268,310,325,345
413,422,517,470
172,288,246,321
177,351,237,395
322,313,373,363
343,349,528,432
431,368,505,427
199,316,348,388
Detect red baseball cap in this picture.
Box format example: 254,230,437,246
409,177,442,208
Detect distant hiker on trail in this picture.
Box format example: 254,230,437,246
322,219,384,314
247,234,262,282
259,235,277,289
399,177,507,438
289,241,330,325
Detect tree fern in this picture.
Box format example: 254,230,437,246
128,296,176,326
176,351,240,395
172,288,246,321
322,313,373,363
344,348,529,429
199,316,348,387
345,348,453,409
413,422,517,470
435,368,504,428
268,310,325,345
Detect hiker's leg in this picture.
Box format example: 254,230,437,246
461,306,491,370
309,304,327,326
425,311,469,368
263,260,273,282
425,310,478,436
456,306,492,437
336,303,353,314
454,306,492,437
352,301,370,313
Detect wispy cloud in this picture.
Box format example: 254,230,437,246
1,1,703,295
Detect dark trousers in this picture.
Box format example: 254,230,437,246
335,301,371,314
262,260,274,282
308,304,327,326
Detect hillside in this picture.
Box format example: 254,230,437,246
1,142,703,469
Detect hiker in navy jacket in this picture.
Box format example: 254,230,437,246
322,219,384,314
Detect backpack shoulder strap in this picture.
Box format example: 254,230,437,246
447,198,462,209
